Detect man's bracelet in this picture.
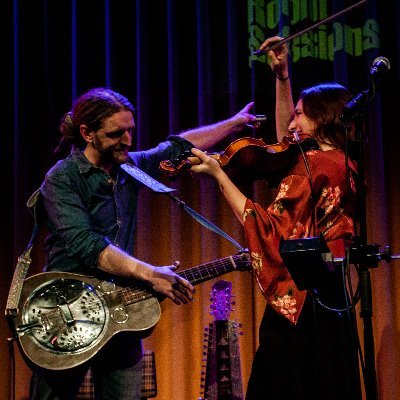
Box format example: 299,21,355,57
275,74,289,81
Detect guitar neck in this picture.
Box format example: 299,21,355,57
178,253,247,286
216,320,234,398
122,252,249,306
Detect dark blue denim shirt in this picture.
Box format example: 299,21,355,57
39,136,193,274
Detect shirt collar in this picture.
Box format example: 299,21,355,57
70,148,134,181
71,148,97,174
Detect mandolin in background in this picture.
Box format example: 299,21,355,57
199,280,244,400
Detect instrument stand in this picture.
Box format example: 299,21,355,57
351,104,379,400
279,235,400,400
348,238,400,400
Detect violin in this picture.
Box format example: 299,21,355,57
159,133,319,187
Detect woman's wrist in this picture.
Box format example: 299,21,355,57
275,74,289,81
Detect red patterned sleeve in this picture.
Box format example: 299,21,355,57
243,174,315,324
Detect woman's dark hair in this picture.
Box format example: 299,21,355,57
299,83,352,151
55,88,135,155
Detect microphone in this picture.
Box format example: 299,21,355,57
340,57,390,123
340,91,369,123
369,56,390,76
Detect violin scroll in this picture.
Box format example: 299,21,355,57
159,150,221,177
159,150,194,177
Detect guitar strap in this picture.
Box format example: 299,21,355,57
6,164,244,320
121,162,244,251
120,163,177,194
5,189,41,320
166,194,244,251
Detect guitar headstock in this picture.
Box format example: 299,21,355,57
200,280,245,400
210,280,233,321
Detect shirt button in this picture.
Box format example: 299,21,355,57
107,178,113,184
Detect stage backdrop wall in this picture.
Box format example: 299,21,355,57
1,1,399,399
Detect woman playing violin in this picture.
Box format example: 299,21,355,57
191,36,362,400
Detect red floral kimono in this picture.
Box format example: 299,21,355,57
243,148,358,324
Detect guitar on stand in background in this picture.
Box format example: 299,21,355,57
199,280,244,400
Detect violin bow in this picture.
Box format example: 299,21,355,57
253,0,368,56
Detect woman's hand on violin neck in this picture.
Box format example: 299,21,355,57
189,148,224,179
190,148,246,223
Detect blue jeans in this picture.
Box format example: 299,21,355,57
30,334,143,400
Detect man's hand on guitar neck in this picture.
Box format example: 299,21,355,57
97,244,195,305
142,261,195,305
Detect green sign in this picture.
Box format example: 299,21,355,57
248,0,380,64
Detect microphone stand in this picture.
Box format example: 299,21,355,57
350,108,378,400
341,75,399,400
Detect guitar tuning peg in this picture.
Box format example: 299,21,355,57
204,327,209,331
231,300,236,305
